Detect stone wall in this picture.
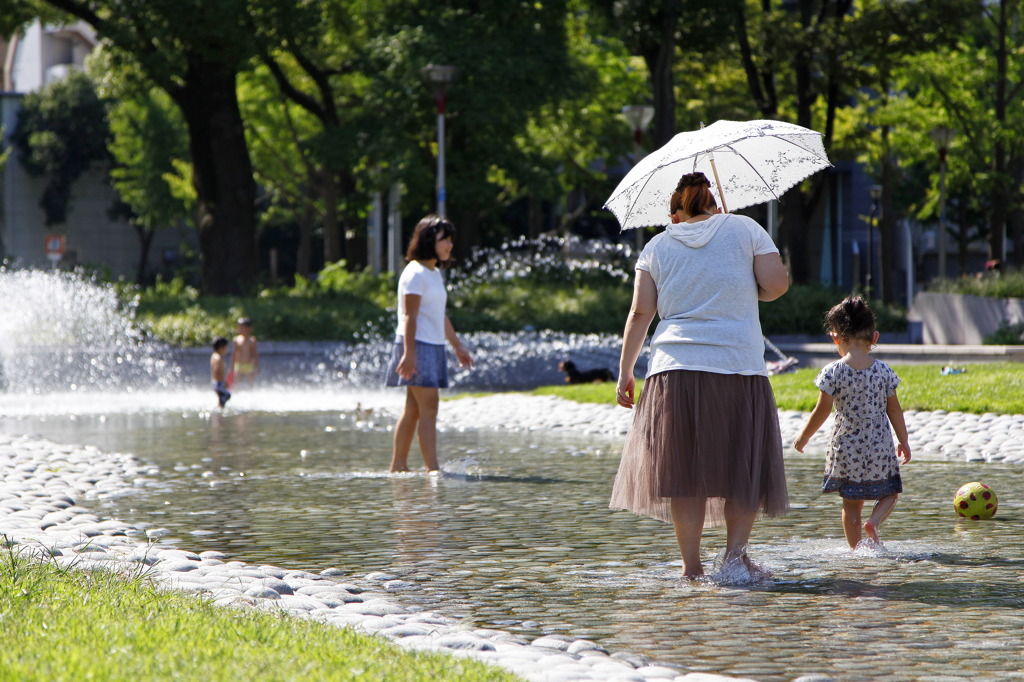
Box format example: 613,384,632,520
909,292,1024,344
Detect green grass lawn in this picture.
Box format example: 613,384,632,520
0,550,519,682
530,363,1024,415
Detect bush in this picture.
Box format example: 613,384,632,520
927,267,1024,298
128,249,909,345
759,284,906,335
984,321,1024,345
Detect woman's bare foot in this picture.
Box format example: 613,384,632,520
389,466,412,473
863,520,879,544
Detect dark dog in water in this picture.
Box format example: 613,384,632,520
558,360,615,384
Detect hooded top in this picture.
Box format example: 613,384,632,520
634,213,779,376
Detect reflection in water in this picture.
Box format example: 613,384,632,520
2,409,1023,681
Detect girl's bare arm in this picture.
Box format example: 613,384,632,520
887,393,912,463
794,391,834,452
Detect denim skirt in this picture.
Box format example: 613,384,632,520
384,339,449,388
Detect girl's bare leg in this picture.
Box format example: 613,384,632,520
410,386,440,472
390,389,420,472
842,498,864,548
864,494,899,543
670,497,707,578
724,499,758,562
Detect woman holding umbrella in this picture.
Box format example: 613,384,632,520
609,172,790,579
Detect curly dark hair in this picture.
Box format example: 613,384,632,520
405,214,456,267
824,295,876,342
670,172,718,217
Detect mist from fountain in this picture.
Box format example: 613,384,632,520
0,268,181,394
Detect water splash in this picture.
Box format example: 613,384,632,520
320,330,632,390
0,268,181,392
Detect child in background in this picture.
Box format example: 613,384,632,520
794,296,911,548
211,336,231,409
229,317,259,388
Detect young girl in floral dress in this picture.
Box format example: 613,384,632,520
794,296,911,548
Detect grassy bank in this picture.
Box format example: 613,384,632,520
0,550,518,682
532,363,1024,415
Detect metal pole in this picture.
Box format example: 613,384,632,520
937,152,947,280
867,204,876,297
436,103,446,217
387,183,402,273
368,192,382,274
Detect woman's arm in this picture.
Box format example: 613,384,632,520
616,269,658,408
753,252,789,301
397,294,420,380
794,391,834,452
444,315,473,368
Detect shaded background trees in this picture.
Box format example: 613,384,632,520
6,0,1023,297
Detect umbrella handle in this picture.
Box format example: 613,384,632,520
709,154,728,213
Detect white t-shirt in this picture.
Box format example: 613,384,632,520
635,213,778,377
394,261,447,344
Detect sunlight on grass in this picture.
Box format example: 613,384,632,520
0,549,520,682
527,363,1024,415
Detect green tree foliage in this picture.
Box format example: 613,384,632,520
17,0,287,294
730,0,976,294
90,50,192,283
488,3,649,234
237,65,324,277
354,1,578,251
10,68,109,226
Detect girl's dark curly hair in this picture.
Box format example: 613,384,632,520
406,214,456,267
824,295,876,342
670,172,718,217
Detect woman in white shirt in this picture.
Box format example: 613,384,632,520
385,215,473,472
609,172,790,579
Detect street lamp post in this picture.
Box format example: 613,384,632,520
621,105,655,251
867,185,882,298
929,126,956,280
422,64,459,217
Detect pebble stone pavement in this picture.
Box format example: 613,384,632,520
2,396,1022,682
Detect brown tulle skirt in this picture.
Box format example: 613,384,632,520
609,370,789,525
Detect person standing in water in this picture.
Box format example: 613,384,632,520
210,336,231,409
794,295,911,547
609,172,790,579
228,317,259,389
385,215,473,473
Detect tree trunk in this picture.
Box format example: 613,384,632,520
297,202,313,278
879,128,896,304
647,15,677,148
174,61,257,295
454,208,481,263
989,0,1009,264
322,169,342,264
133,223,155,285
1009,154,1024,268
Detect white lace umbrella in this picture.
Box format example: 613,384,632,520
604,119,832,230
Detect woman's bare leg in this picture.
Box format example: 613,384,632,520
670,497,707,577
842,498,864,548
864,494,898,543
390,389,420,472
724,499,758,561
410,386,440,471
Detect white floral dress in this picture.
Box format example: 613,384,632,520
815,358,903,500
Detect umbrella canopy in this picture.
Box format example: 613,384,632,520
604,119,832,231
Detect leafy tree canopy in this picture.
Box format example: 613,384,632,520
10,68,110,226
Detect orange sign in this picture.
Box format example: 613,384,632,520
45,234,66,256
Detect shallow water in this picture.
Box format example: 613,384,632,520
3,394,1022,681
